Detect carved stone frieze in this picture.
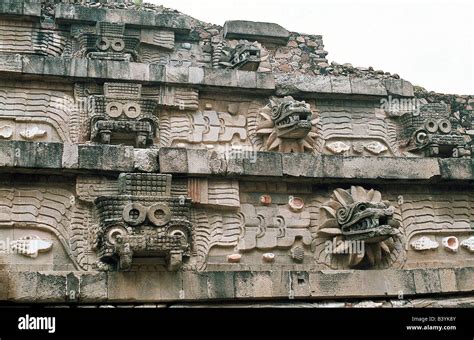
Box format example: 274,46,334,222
1,0,474,306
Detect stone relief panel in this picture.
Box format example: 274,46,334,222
202,181,316,270
0,81,79,143
0,178,91,271
187,178,240,209
0,19,68,57
159,96,251,149
398,187,474,269
87,82,159,148
159,110,247,148
197,182,473,272
317,99,399,157
0,175,472,274
10,236,53,258
139,39,211,68
157,96,471,158
76,175,120,203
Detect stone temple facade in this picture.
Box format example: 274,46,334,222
0,0,473,307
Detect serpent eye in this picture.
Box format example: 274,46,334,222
271,106,281,120
415,130,428,145
358,204,367,212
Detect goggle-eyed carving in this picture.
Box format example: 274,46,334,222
400,104,471,158
88,83,159,148
92,173,192,271
72,22,140,61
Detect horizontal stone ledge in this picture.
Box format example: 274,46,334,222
0,0,41,18
0,141,135,173
5,267,474,302
0,54,275,91
159,148,473,181
54,3,191,33
0,140,63,169
0,142,471,181
275,74,414,98
223,20,290,45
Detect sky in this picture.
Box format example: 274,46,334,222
147,0,473,95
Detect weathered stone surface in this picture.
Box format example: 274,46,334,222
0,54,22,73
79,273,108,302
203,68,237,87
224,20,290,45
275,74,416,97
133,148,159,173
8,272,38,302
0,142,471,182
350,77,387,96
309,270,415,298
243,152,283,176
276,74,332,95
78,144,134,172
282,153,321,177
36,272,67,302
62,143,79,169
341,157,441,179
159,147,188,173
55,4,191,33
384,79,414,97
330,76,352,94
0,141,62,169
0,54,275,91
0,0,41,17
5,268,474,302
0,271,9,300
186,148,211,174
438,158,474,180
413,269,442,294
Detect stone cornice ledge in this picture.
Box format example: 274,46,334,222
0,54,275,91
159,148,474,181
5,267,474,302
275,74,414,97
54,3,191,33
0,142,472,181
0,0,41,18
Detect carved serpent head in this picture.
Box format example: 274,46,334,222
336,201,398,243
269,96,313,139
